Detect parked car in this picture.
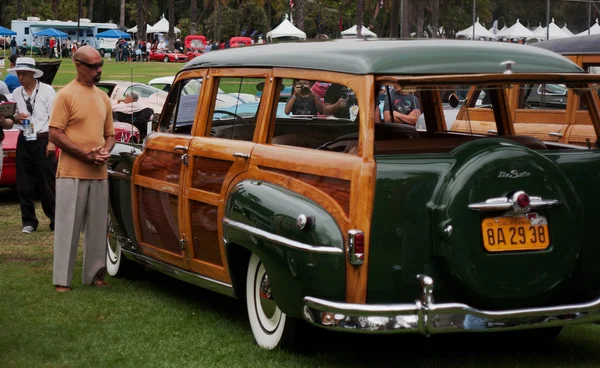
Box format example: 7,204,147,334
450,33,600,146
0,129,18,187
106,39,600,351
229,36,252,47
95,80,166,116
149,49,188,63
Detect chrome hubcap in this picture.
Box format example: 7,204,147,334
259,274,277,319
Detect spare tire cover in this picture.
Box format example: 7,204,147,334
431,138,583,307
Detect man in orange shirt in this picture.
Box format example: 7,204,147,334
49,46,115,292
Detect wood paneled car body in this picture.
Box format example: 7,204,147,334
106,40,600,350
451,34,600,146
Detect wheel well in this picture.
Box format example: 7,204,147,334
226,242,251,300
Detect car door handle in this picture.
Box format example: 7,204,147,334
487,130,497,134
549,132,563,138
233,152,250,159
174,145,188,153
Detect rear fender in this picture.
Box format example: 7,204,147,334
223,180,346,318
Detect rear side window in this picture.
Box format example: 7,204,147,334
269,78,360,154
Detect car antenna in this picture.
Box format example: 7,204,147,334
129,50,134,142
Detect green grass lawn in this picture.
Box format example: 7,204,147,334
1,188,600,367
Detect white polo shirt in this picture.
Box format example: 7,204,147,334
12,81,56,134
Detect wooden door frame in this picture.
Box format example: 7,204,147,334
181,68,273,283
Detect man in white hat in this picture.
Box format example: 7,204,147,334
9,57,57,234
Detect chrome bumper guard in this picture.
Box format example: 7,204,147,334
302,274,600,335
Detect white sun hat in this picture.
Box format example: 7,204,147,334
8,57,44,79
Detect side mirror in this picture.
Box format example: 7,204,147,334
256,82,264,92
448,93,460,108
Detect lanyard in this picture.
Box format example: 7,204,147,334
21,81,39,115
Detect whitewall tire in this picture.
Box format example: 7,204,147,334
106,220,122,277
246,252,296,350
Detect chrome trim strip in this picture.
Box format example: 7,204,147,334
468,195,559,211
222,217,344,254
303,274,600,335
107,168,131,181
122,249,235,298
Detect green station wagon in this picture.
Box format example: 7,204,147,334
106,39,600,350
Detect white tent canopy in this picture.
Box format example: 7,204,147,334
531,23,546,40
546,18,570,39
266,14,306,40
456,18,497,39
577,18,600,36
127,14,180,34
341,24,377,38
151,14,181,34
497,19,534,39
562,23,574,36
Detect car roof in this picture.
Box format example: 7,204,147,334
148,76,175,85
530,34,600,55
183,39,583,75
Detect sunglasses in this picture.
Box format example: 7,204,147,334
75,59,104,70
25,98,33,114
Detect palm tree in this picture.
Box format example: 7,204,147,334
416,0,424,38
356,0,364,37
52,0,59,19
136,0,148,42
190,0,198,34
168,0,176,47
295,0,305,31
89,0,95,21
120,0,126,29
430,0,439,37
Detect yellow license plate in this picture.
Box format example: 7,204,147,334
481,214,550,252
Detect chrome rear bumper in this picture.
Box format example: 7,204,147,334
302,275,600,335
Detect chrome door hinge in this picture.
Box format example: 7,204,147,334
181,153,188,166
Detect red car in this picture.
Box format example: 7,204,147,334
149,49,188,63
0,129,18,187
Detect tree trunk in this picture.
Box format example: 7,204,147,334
120,0,126,29
389,0,399,38
400,0,410,38
295,0,305,31
137,0,148,42
416,1,424,38
168,0,176,47
431,0,439,38
216,0,221,42
89,0,95,21
52,0,59,19
16,0,23,19
356,0,364,37
190,0,198,34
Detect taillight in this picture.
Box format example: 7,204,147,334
348,230,364,266
512,191,531,210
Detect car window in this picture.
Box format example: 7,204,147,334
126,84,164,98
270,78,359,154
518,83,568,110
208,77,264,141
96,84,114,97
159,78,203,135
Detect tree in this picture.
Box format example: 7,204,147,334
88,0,94,21
356,0,364,37
169,0,175,47
416,0,424,37
52,0,59,19
120,0,126,28
190,0,198,34
430,0,439,37
137,0,148,41
295,0,305,31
